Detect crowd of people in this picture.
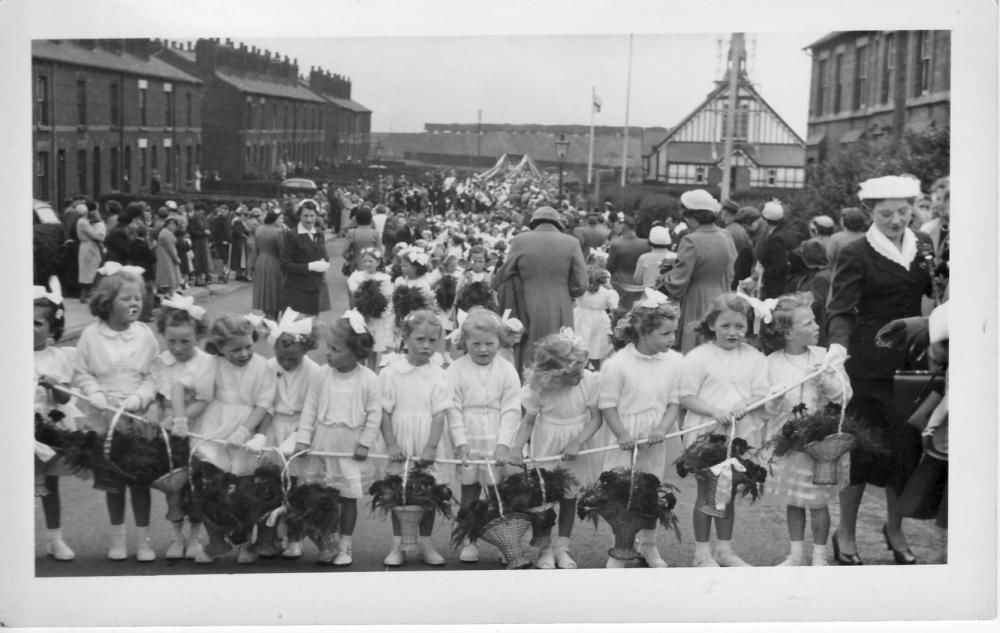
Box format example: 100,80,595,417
33,167,950,571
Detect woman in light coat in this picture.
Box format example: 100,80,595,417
76,206,107,302
154,217,182,294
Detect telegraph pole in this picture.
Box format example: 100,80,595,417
720,33,744,201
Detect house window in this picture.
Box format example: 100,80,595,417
36,152,49,201
768,169,777,186
165,89,175,127
151,144,158,174
881,33,894,104
56,150,66,204
139,147,147,187
110,82,120,125
816,58,828,115
915,30,932,96
186,145,193,180
186,92,193,127
139,85,148,126
110,146,119,191
246,100,253,128
853,44,868,110
833,53,844,113
76,79,87,125
123,145,132,189
77,149,87,195
92,146,101,198
666,163,706,185
734,102,750,141
36,75,49,125
695,166,706,183
165,145,173,183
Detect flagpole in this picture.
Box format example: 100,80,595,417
621,34,633,187
588,86,596,186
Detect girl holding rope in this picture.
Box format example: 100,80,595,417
678,293,769,568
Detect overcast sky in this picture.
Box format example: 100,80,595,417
258,33,824,136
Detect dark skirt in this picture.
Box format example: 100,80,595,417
846,377,923,494
283,282,320,316
192,237,211,276
898,454,948,528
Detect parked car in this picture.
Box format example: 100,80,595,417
279,178,318,197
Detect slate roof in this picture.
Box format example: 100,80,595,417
326,96,371,113
215,70,326,103
32,40,202,84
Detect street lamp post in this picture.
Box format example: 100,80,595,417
554,133,570,202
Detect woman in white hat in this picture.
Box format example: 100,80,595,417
826,175,935,565
659,189,737,353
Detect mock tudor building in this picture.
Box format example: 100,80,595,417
32,38,204,205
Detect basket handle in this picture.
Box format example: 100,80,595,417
401,456,411,506
534,462,547,507
161,426,175,470
626,444,638,511
188,437,210,494
102,406,128,461
836,369,848,434
485,460,504,518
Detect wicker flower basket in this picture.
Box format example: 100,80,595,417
480,513,533,570
392,505,426,554
598,505,646,561
802,432,856,485
45,454,84,478
694,470,731,518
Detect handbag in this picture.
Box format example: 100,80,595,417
893,369,945,432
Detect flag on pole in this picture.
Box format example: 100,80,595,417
593,90,602,113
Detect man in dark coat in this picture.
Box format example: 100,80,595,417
573,212,610,262
755,200,794,299
719,200,754,289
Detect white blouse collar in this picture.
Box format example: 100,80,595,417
865,225,917,270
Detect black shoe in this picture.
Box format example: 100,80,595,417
882,524,916,565
832,531,863,566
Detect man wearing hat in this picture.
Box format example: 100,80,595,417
607,215,651,310
808,214,836,252
754,199,794,299
573,211,611,262
719,200,754,289
496,206,588,374
660,189,737,353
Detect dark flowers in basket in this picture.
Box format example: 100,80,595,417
392,286,429,327
107,430,191,486
434,274,457,312
450,498,504,547
498,466,577,512
368,465,454,519
675,433,767,503
284,483,342,543
576,468,682,540
183,463,284,545
353,278,389,320
766,402,885,461
34,412,104,472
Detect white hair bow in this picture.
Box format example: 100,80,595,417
97,261,145,278
637,287,669,309
501,309,524,334
448,309,469,344
161,293,206,320
590,247,608,260
342,309,369,335
266,308,314,346
559,326,583,347
406,249,431,267
244,313,267,329
737,291,778,325
33,275,63,305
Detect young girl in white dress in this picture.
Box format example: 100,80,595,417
457,244,492,295
170,313,277,564
394,247,435,307
149,296,213,560
598,291,686,568
508,331,602,570
574,267,619,370
761,293,852,567
33,279,80,561
347,247,394,370
378,309,452,567
293,311,381,566
678,293,769,568
74,266,160,562
446,309,522,564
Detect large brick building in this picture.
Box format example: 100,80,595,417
307,68,372,165
32,39,204,206
804,30,950,163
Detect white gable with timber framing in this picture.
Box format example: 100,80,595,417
645,76,806,190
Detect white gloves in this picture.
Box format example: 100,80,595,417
824,344,848,368
171,417,189,438
279,434,298,457
244,433,268,452
228,426,251,445
120,395,143,412
307,260,330,273
89,392,108,411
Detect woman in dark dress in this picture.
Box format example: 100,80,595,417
252,210,285,319
188,203,212,286
279,199,329,316
826,175,934,565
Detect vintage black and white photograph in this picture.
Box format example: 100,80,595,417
4,0,997,628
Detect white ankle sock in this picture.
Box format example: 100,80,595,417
136,526,151,541
694,541,712,557
171,522,185,539
339,535,352,550
639,528,657,546
188,523,202,541
787,540,804,558
555,536,570,551
110,524,127,538
392,535,402,548
715,539,734,554
812,543,827,560
47,528,63,543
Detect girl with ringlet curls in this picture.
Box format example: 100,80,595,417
507,330,602,570
678,292,769,567
292,311,382,566
598,290,685,568
73,265,160,562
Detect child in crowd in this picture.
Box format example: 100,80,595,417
599,290,685,568
171,314,277,564
458,244,492,293
508,331,602,569
761,293,852,567
293,311,382,566
394,247,436,308
679,293,769,567
149,295,212,560
33,277,80,561
378,310,452,566
74,264,160,562
573,267,619,370
347,247,395,370
446,309,522,564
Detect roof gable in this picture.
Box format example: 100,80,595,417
32,40,202,84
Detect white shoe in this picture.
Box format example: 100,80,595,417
535,546,556,569
715,549,753,567
420,542,445,566
282,540,303,559
184,540,204,560
459,542,479,563
165,539,186,560
811,554,829,567
776,554,803,567
237,544,258,564
639,544,669,568
47,539,75,561
316,545,336,565
605,557,626,568
194,550,217,564
554,548,578,569
333,545,353,567
383,546,405,567
136,537,157,562
693,553,720,568
107,535,127,561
